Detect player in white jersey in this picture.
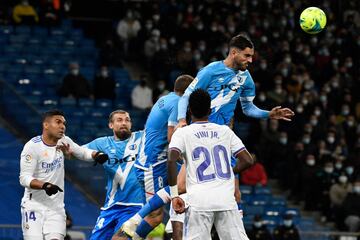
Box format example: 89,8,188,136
19,110,109,240
168,89,254,240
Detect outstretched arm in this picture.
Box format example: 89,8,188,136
241,100,294,121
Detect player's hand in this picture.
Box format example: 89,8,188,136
175,119,187,131
269,106,295,121
93,152,109,165
42,182,63,196
57,143,73,159
172,197,185,214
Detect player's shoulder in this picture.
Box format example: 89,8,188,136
132,130,144,139
25,135,42,148
200,61,223,73
30,135,42,144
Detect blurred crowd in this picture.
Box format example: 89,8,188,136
110,0,360,232
1,0,360,233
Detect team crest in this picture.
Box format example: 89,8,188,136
128,144,137,150
236,73,246,85
25,154,32,163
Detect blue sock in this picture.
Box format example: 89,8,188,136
135,220,154,238
138,186,171,218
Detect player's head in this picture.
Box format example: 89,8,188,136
108,110,132,140
174,74,194,96
228,34,254,71
42,109,66,140
189,89,211,120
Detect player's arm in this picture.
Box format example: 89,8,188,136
240,99,270,119
62,137,109,164
233,148,254,173
19,144,63,195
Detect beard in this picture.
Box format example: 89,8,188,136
114,129,131,140
237,62,248,71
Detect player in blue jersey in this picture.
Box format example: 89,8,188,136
177,34,294,127
84,110,145,240
113,75,193,240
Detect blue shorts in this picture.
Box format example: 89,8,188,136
135,162,168,202
135,162,183,202
90,205,141,240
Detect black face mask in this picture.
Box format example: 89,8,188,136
140,81,146,87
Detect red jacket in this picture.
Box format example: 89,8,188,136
241,163,268,186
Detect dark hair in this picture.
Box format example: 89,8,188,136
229,34,254,50
42,109,65,122
108,109,130,123
174,74,194,94
189,89,211,119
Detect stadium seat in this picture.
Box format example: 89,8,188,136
269,196,287,206
254,186,272,195
264,206,285,217
250,194,271,206
78,98,94,107
284,208,301,218
60,97,77,106
239,185,253,195
243,205,264,216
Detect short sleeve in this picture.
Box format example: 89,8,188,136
239,71,256,102
169,129,186,154
168,102,178,127
227,127,245,156
19,142,38,188
84,138,101,151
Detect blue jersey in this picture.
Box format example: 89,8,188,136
135,92,179,170
85,131,145,210
178,61,260,125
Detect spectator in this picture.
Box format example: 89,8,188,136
301,154,320,211
240,153,268,186
116,10,141,57
58,63,92,99
93,66,116,101
152,80,169,104
273,214,300,240
99,38,122,67
341,179,360,232
248,215,272,240
330,174,352,228
131,76,153,110
12,0,39,24
144,29,160,66
40,0,60,27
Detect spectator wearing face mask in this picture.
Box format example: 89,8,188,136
272,131,293,187
93,66,116,101
248,215,272,240
345,164,356,182
300,154,319,211
131,75,153,110
330,174,352,229
273,214,300,240
316,161,339,222
152,80,169,103
58,63,92,99
341,179,360,232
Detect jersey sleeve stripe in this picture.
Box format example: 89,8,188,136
168,121,177,127
169,147,182,154
233,147,246,156
240,96,255,101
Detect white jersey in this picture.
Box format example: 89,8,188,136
19,135,94,210
169,122,245,211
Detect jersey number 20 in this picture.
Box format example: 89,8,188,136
192,145,231,183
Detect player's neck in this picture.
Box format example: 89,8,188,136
224,56,236,69
42,133,59,146
191,117,208,123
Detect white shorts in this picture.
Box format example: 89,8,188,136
184,207,249,240
21,205,66,239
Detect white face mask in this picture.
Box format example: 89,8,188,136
307,159,315,166
259,94,266,101
158,84,165,91
339,176,348,184
353,186,360,194
279,138,288,145
324,167,334,173
335,163,342,169
101,70,108,77
310,120,318,126
314,109,321,116
327,136,335,144
254,221,262,228
284,220,292,227
71,69,79,76
303,138,311,144
346,167,354,175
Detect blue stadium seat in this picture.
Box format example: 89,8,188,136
251,194,271,206
262,215,281,227
269,196,287,206
243,205,264,216
240,194,253,205
284,208,301,218
239,185,253,195
254,186,272,195
15,26,31,34
60,97,77,106
32,26,48,36
78,98,94,107
95,99,113,108
264,206,285,217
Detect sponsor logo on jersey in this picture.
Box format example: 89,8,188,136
128,144,137,150
25,154,32,163
41,156,62,173
110,149,116,154
189,78,199,88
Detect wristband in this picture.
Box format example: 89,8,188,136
170,185,179,198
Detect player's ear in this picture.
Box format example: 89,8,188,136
108,122,113,130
